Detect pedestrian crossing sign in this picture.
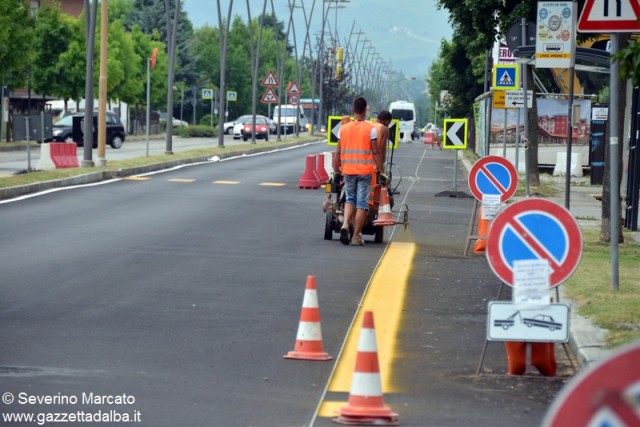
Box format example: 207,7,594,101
492,64,519,91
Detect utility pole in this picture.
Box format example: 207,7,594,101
96,0,108,167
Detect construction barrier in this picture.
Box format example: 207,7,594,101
324,152,334,176
36,142,79,170
505,341,557,376
333,311,399,426
283,275,332,361
316,153,329,184
298,155,321,189
424,131,440,149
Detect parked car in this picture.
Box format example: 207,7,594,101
159,112,188,128
222,119,236,134
242,116,270,141
47,112,126,149
233,115,270,139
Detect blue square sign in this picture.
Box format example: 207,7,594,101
492,64,519,91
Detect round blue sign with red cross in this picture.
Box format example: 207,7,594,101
486,198,582,288
542,341,640,426
468,155,518,202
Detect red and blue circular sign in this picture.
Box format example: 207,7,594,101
486,198,582,288
543,341,640,426
468,156,518,202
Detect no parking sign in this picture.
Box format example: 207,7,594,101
468,155,518,202
486,198,582,288
543,341,640,426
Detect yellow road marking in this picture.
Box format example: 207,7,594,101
122,176,150,181
168,178,195,183
318,242,416,417
259,182,286,187
213,180,240,184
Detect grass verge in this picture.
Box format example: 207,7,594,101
563,227,640,348
0,136,317,189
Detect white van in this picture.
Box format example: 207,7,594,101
388,100,416,142
273,104,308,134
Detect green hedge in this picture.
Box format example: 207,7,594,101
173,125,218,137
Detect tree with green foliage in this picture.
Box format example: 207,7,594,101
0,0,34,92
31,0,74,100
124,0,195,87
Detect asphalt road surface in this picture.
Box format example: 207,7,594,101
0,141,570,426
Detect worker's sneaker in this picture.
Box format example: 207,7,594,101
340,227,350,245
351,234,365,246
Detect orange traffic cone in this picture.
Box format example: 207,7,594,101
373,186,396,227
333,311,399,426
284,275,333,361
473,207,490,253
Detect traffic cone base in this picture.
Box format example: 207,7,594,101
373,186,396,227
284,275,333,361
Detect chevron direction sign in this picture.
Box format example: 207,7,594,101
442,119,468,150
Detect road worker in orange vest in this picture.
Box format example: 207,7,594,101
332,97,385,246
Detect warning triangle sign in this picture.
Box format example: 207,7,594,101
261,70,279,87
287,81,302,96
261,87,279,104
578,0,640,32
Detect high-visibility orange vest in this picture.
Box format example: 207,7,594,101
339,120,376,175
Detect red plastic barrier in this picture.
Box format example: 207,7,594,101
315,153,329,184
298,155,320,189
50,143,79,169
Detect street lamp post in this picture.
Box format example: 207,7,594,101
96,0,108,167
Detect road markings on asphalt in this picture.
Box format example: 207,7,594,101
168,178,195,183
122,176,150,181
213,180,240,184
317,241,416,418
259,182,286,186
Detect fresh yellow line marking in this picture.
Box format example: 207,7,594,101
259,182,286,187
123,176,150,181
213,180,240,184
168,178,195,183
318,242,416,417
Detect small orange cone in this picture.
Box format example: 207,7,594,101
333,311,399,426
473,207,490,253
284,275,333,361
373,186,396,227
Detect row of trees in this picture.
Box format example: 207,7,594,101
426,0,640,243
1,0,375,130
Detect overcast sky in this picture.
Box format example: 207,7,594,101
182,0,453,77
